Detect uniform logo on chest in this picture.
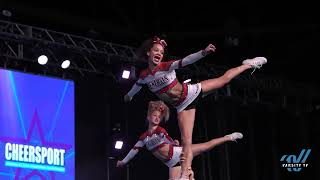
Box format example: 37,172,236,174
148,76,170,89
145,133,164,147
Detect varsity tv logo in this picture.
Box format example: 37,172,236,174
280,149,311,172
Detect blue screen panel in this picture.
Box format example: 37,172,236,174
0,68,75,180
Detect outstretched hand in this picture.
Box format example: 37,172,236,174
124,94,132,103
116,160,125,168
202,44,216,56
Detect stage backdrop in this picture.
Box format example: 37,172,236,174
0,68,74,180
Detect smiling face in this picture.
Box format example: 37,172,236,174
147,110,162,126
147,43,165,66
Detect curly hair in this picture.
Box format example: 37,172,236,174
135,36,168,61
147,100,170,122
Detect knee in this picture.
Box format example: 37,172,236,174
180,133,192,144
181,138,192,146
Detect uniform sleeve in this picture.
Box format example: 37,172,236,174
169,50,205,70
126,76,146,98
122,140,145,164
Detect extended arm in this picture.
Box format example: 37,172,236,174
124,79,144,102
117,140,145,167
169,44,216,70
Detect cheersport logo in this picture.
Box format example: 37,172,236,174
4,143,66,172
280,149,311,172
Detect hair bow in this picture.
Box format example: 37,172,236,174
159,105,165,112
153,36,167,47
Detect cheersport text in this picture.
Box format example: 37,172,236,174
5,143,65,166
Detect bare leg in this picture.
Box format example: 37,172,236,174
175,133,241,179
201,64,251,94
177,109,196,178
169,166,181,180
191,136,232,157
170,135,236,179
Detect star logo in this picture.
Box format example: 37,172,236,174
0,110,73,180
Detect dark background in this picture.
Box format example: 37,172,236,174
0,1,319,180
